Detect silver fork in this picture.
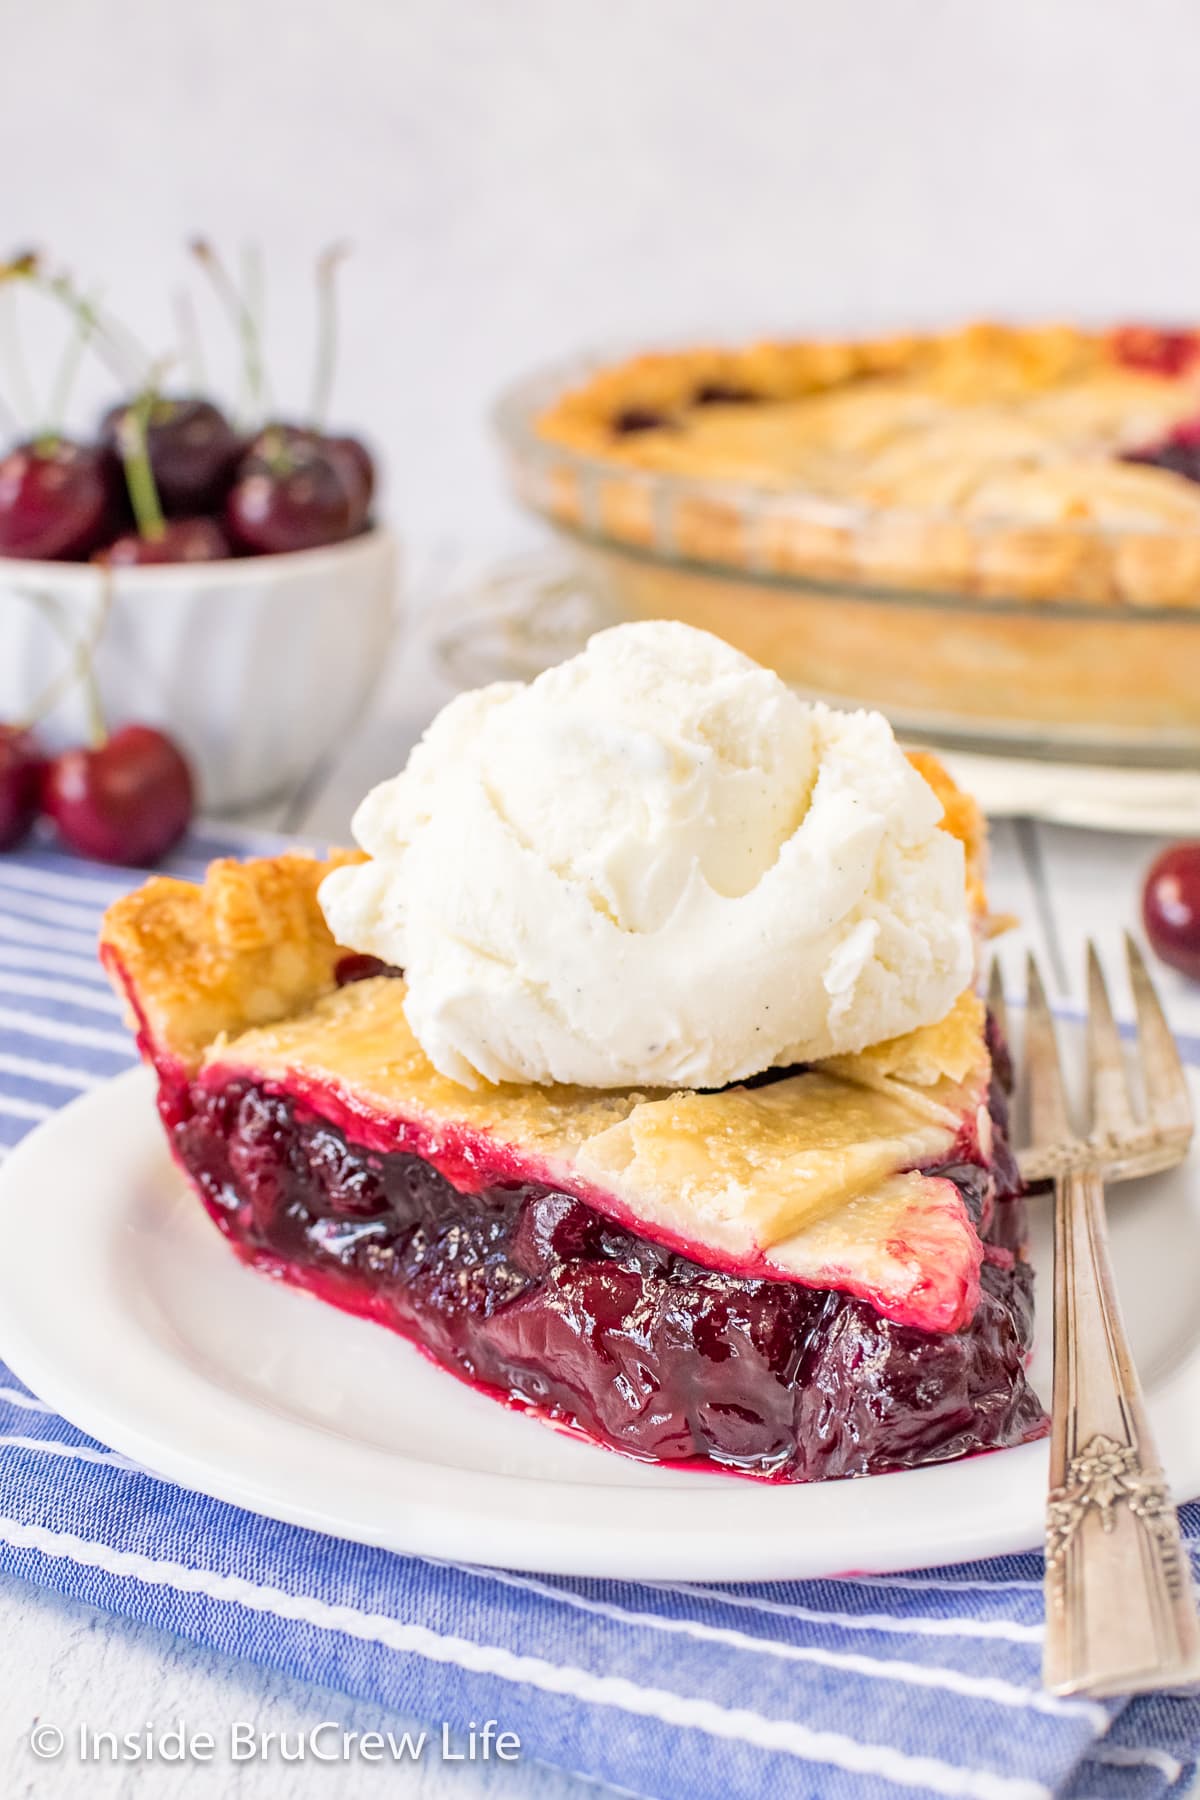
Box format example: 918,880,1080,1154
993,938,1200,1697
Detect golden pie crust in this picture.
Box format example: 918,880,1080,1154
531,323,1200,610
98,849,363,1070
206,977,977,1233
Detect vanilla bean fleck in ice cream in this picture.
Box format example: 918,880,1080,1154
318,621,973,1089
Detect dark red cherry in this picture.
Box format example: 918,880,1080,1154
101,396,242,516
0,725,45,850
334,953,402,986
1123,414,1200,485
235,423,373,509
1142,843,1200,981
325,433,375,508
693,383,759,406
1124,440,1200,483
43,725,194,865
224,424,369,555
0,439,109,560
1167,416,1200,450
97,445,136,535
613,407,671,435
93,517,233,567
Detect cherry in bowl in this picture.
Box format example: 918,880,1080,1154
325,432,375,508
224,425,370,555
101,396,242,517
94,517,233,567
0,439,110,560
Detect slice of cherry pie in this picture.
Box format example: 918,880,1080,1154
99,760,1047,1483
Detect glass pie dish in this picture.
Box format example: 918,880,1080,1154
495,349,1200,767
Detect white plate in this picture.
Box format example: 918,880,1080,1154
0,1053,1198,1582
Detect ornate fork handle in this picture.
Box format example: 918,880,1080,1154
1045,1164,1200,1695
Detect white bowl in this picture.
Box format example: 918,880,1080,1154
0,527,398,813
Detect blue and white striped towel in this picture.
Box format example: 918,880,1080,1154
0,829,1197,1800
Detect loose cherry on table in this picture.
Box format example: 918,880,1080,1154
223,424,371,555
0,438,110,560
100,395,242,516
42,724,194,865
1143,843,1200,982
0,726,45,850
94,516,233,567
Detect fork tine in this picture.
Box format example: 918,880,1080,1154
986,959,1009,1046
1125,933,1194,1138
1024,951,1076,1150
1085,941,1138,1143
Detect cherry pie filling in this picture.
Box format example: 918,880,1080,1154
155,1021,1046,1482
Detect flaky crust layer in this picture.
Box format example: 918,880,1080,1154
100,849,362,1072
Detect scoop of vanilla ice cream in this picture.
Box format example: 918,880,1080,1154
318,621,973,1090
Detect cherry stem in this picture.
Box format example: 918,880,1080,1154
0,286,38,432
0,255,37,436
117,387,167,541
174,286,206,390
14,585,111,743
310,240,350,427
240,244,272,414
191,238,270,425
257,422,296,477
47,283,99,434
81,582,112,747
0,376,20,440
36,266,150,390
15,590,74,727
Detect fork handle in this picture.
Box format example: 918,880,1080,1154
1044,1165,1200,1695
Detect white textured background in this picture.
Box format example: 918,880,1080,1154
4,0,1200,548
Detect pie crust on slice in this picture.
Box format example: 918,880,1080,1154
99,771,1047,1482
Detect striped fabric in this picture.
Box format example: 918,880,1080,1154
0,831,1196,1800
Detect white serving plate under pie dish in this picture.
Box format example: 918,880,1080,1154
0,1030,1198,1582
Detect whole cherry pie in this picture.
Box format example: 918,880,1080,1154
100,746,1047,1483
532,322,1200,606
502,324,1200,756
